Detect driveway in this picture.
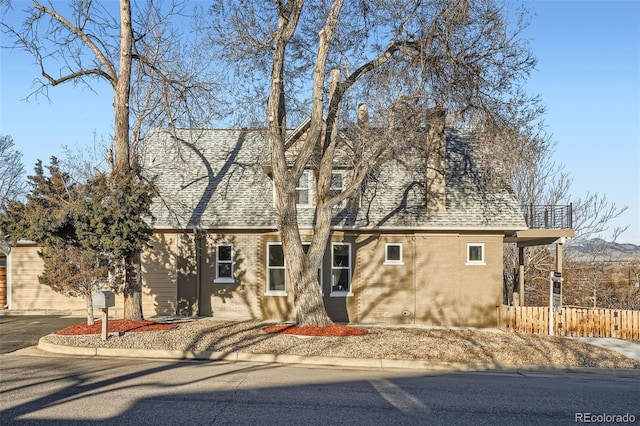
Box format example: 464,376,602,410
0,315,83,354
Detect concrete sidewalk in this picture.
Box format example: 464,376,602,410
570,337,640,363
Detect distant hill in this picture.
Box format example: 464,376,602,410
566,238,640,261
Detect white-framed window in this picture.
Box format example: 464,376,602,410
266,242,323,295
214,244,235,283
295,170,312,206
279,170,347,208
266,243,287,295
330,171,345,208
384,243,403,265
331,242,352,296
466,243,485,265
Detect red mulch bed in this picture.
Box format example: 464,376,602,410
55,319,177,336
262,324,368,337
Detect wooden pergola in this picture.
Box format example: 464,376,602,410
504,229,575,307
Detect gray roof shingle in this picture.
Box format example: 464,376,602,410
141,127,527,231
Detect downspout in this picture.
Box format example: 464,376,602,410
194,228,201,316
6,248,11,310
413,233,417,325
0,242,9,309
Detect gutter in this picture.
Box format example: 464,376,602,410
152,225,528,233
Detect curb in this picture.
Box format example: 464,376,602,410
37,336,640,378
0,310,76,316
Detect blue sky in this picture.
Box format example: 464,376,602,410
520,0,640,245
1,1,639,244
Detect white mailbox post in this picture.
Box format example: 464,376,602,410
92,291,115,340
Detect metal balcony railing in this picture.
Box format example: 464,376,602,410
522,204,573,230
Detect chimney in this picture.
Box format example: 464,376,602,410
425,107,446,213
357,103,369,130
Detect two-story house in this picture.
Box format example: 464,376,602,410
3,109,573,326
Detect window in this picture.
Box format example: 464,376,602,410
266,242,322,296
295,171,312,206
330,172,345,208
289,170,345,208
384,243,403,265
331,243,352,295
0,254,6,267
466,243,485,265
214,244,234,283
267,243,286,295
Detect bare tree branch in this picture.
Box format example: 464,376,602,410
33,0,118,85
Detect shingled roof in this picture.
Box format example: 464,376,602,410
141,127,527,232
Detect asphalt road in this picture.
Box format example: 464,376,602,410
0,315,84,354
1,353,638,425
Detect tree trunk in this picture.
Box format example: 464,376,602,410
115,0,144,320
113,0,133,174
123,251,143,321
85,294,95,326
279,200,333,327
294,266,331,327
267,2,331,327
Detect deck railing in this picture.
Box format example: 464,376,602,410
521,204,573,230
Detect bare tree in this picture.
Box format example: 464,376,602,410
2,0,223,320
499,132,569,304
496,108,628,305
209,0,540,326
0,135,26,210
630,259,640,289
571,194,628,245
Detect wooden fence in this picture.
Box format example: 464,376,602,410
497,305,640,341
